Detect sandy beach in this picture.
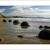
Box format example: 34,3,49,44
0,18,50,44
0,35,50,44
0,6,50,44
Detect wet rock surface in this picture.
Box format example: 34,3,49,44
44,25,48,29
21,21,30,29
13,20,19,25
8,20,12,23
17,35,24,38
38,29,50,40
39,25,43,29
3,19,6,22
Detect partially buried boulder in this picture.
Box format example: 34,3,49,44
17,35,24,38
38,29,50,40
8,20,12,23
21,21,30,29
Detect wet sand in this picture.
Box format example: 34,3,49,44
0,35,50,44
0,18,50,44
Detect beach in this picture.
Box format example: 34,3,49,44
0,35,50,44
0,18,50,44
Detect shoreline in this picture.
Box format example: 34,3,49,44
0,35,50,44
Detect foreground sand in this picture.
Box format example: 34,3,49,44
0,35,50,44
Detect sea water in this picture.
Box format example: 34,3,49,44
0,18,50,37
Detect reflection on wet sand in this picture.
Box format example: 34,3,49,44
0,18,50,44
0,35,50,44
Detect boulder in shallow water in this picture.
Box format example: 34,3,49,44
8,20,12,23
38,29,50,40
13,20,19,25
3,19,6,22
39,25,43,29
44,25,48,29
21,21,30,29
47,26,50,29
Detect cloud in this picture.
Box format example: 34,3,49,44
0,9,5,13
10,6,32,9
7,6,50,18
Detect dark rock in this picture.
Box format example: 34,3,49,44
48,26,50,29
39,25,43,29
21,21,30,29
38,29,50,40
8,20,12,22
0,39,2,41
17,35,24,38
47,26,50,29
44,25,48,29
13,20,19,25
3,19,6,22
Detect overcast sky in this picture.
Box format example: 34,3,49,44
0,6,50,18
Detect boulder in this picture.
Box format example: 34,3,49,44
47,26,50,29
38,29,50,40
39,25,43,29
0,39,2,41
17,35,24,38
3,19,6,22
13,20,19,25
8,20,12,22
44,25,48,29
21,21,30,29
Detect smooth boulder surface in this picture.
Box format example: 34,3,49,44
44,25,48,29
21,21,30,29
39,25,43,29
3,19,6,22
8,20,12,23
13,20,19,25
38,29,50,40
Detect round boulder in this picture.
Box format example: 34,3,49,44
8,20,12,23
44,25,48,29
38,29,50,40
3,19,6,22
39,25,43,29
13,20,19,25
21,21,30,29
